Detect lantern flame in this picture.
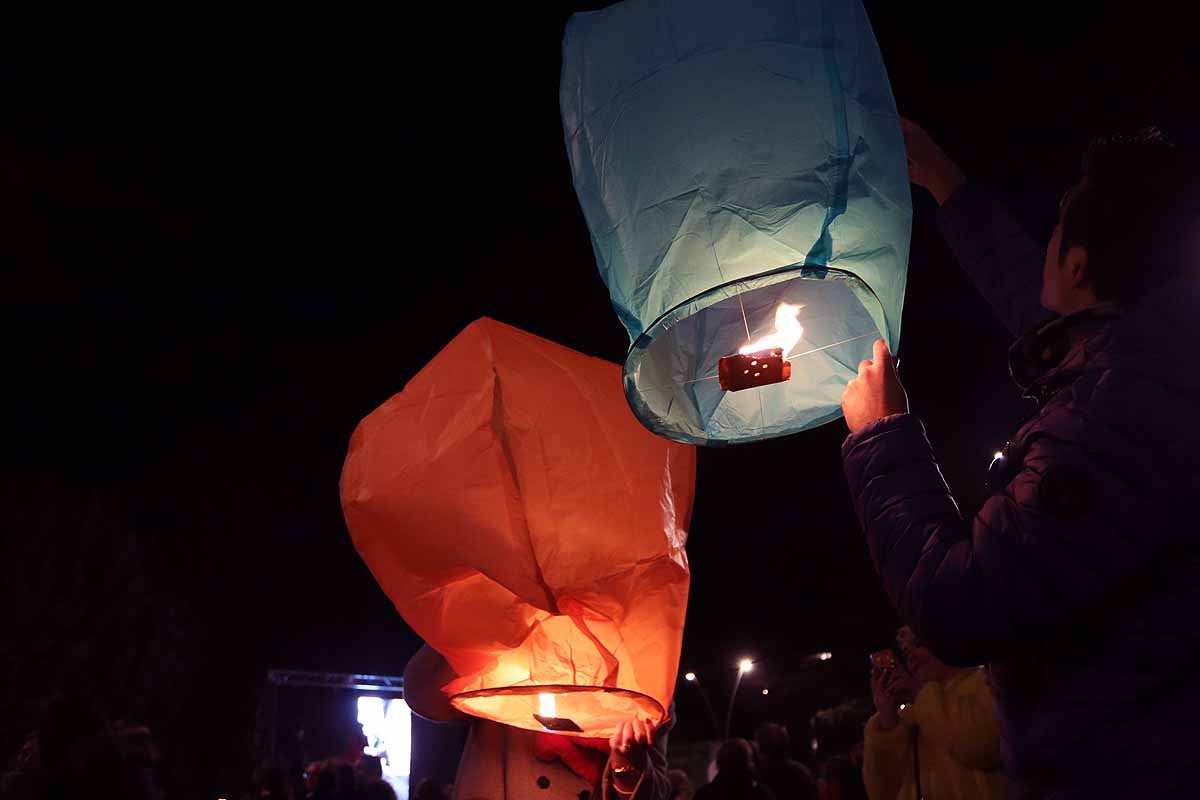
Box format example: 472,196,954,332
538,693,557,718
739,304,804,358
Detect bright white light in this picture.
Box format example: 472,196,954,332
538,692,557,718
358,695,411,782
993,451,1004,460
740,303,805,358
810,737,819,752
818,652,833,661
684,671,696,682
899,703,907,711
761,688,769,695
357,696,384,732
382,698,412,777
738,658,754,674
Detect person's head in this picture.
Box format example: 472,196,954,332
667,768,692,800
754,722,791,760
1042,127,1198,315
355,754,383,781
896,626,954,684
332,759,356,797
361,778,399,800
305,760,327,793
306,760,336,798
251,763,288,798
413,778,447,800
715,738,756,780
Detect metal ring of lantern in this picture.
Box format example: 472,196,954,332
624,263,890,445
450,684,666,737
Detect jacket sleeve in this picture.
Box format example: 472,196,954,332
842,410,1168,666
937,182,1048,337
602,745,670,800
603,715,673,800
863,713,915,800
906,671,1001,771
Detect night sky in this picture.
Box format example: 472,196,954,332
2,3,1196,793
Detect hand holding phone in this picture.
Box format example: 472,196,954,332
870,649,897,671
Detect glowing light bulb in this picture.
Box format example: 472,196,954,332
684,671,696,682
738,658,754,674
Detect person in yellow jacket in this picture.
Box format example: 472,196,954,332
863,627,1006,800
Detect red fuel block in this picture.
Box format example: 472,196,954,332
718,348,792,392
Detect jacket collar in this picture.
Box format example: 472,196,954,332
1008,303,1123,401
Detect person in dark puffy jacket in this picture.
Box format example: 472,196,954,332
839,122,1200,798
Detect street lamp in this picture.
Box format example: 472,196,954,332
682,670,719,738
724,657,754,738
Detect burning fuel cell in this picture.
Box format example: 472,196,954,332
718,348,792,392
533,692,583,733
717,303,803,392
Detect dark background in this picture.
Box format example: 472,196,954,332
2,3,1195,796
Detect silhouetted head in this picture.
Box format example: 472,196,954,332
716,738,755,780
897,626,954,684
1043,127,1198,315
755,722,791,760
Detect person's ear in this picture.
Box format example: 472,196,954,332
1062,244,1089,289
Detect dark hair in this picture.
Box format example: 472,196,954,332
356,754,384,780
413,778,447,800
755,722,791,759
668,768,692,799
1059,127,1199,307
715,738,755,779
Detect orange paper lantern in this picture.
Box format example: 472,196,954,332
340,318,695,737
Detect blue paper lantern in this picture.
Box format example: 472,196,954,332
561,0,911,444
